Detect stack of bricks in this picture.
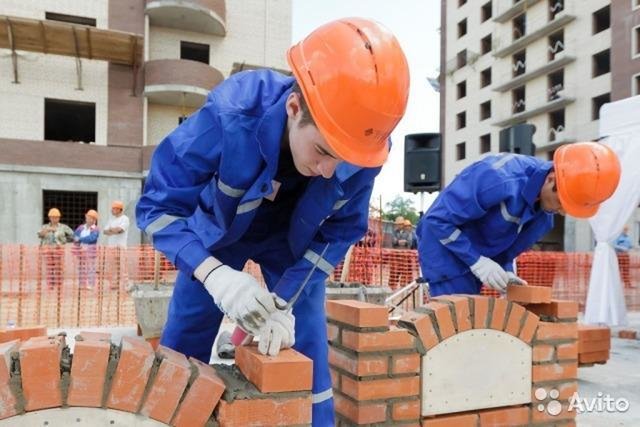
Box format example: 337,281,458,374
326,300,422,425
0,332,313,426
578,325,611,365
0,325,47,344
506,285,579,426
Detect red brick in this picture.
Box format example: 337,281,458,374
235,344,312,393
172,358,225,427
341,375,419,400
330,368,340,390
578,324,610,341
422,302,456,340
433,295,472,332
504,303,526,336
507,284,552,304
67,338,111,407
399,311,440,350
326,300,389,328
532,344,554,362
328,347,388,377
531,401,575,423
469,295,490,329
579,350,609,364
341,327,415,352
578,339,610,353
215,395,312,426
479,406,529,426
392,399,420,421
422,413,479,427
489,298,508,330
334,393,387,424
106,336,154,412
518,312,540,344
391,353,421,375
557,342,578,360
0,340,19,420
20,337,63,411
619,329,638,339
532,362,577,382
526,300,579,319
535,322,578,341
532,381,577,401
0,326,47,344
327,323,340,343
141,346,191,424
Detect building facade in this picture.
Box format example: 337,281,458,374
0,0,291,244
440,0,640,251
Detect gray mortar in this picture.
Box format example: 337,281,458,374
101,342,121,408
8,351,25,414
212,363,310,403
60,344,72,406
168,358,199,425
136,353,163,413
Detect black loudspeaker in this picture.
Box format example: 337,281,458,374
499,124,536,155
404,133,441,193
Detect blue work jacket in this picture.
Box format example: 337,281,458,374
136,70,380,302
416,154,554,283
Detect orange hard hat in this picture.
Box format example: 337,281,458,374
553,142,621,218
86,209,99,220
111,200,124,210
287,18,410,168
48,208,61,217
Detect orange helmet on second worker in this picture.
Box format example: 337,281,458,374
287,18,410,168
553,142,621,218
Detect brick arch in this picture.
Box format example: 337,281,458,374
327,290,580,426
0,332,314,426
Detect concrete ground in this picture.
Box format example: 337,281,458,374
49,315,640,425
576,312,640,426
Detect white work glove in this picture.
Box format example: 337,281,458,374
203,265,277,336
258,300,295,356
506,272,528,286
470,256,510,292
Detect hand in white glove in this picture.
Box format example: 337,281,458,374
470,256,510,292
258,300,295,356
506,272,528,286
203,265,277,336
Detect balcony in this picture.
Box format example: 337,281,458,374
494,11,575,58
493,0,543,23
493,50,575,92
144,59,224,107
494,90,575,128
145,0,226,36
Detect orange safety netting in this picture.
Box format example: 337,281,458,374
1,244,639,329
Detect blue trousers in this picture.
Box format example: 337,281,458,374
160,236,334,426
429,272,483,296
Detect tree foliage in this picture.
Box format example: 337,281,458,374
382,195,419,224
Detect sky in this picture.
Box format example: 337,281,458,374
292,0,442,214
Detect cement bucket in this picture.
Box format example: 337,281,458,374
129,250,174,339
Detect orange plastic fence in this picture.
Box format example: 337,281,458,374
1,244,639,328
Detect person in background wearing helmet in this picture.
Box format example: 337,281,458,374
136,18,409,425
37,208,74,289
73,210,100,290
103,201,129,248
104,201,130,290
416,142,620,296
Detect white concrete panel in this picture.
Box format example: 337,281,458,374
422,329,531,416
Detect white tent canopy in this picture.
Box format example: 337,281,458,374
585,95,640,326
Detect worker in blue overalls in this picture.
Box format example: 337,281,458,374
136,18,409,425
416,142,620,297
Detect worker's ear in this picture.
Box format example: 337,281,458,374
285,92,302,120
546,170,557,192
